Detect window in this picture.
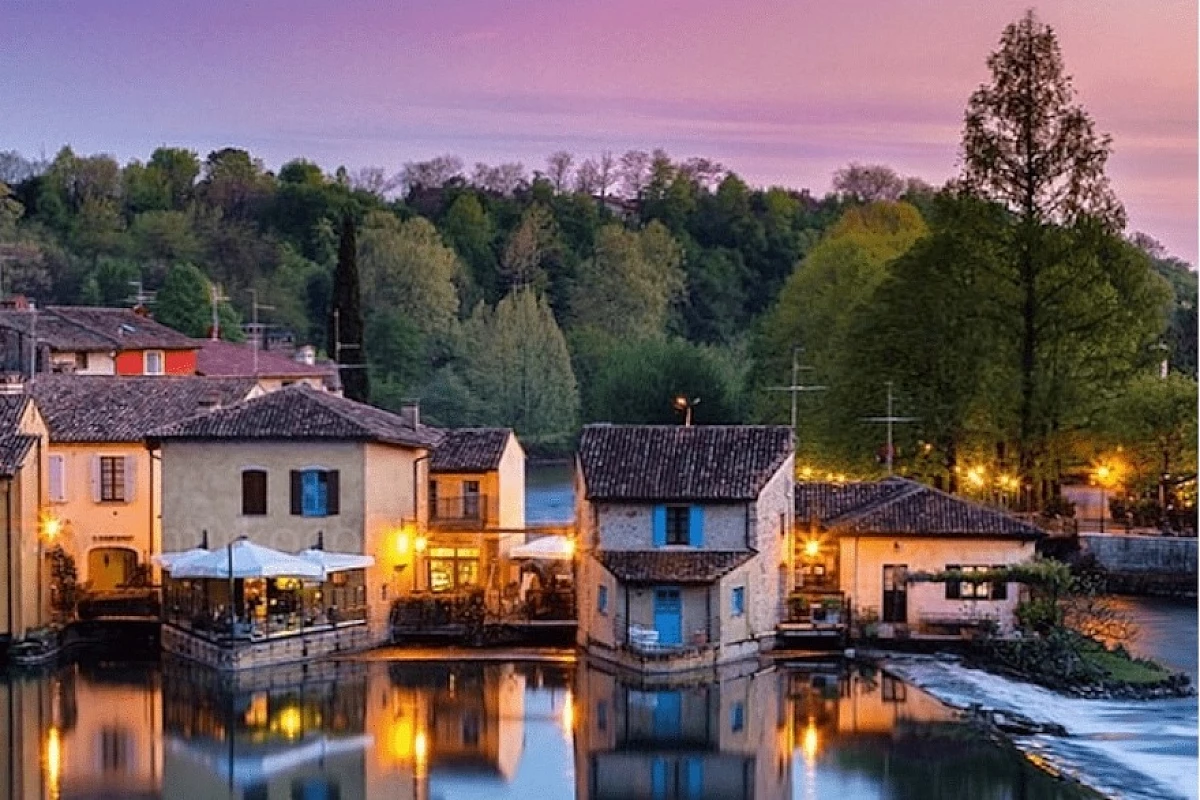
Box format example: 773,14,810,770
462,479,481,518
666,506,689,545
99,726,132,773
49,454,66,502
144,350,164,375
242,470,267,515
99,456,125,502
597,700,608,731
731,586,745,617
597,585,609,615
946,565,1007,600
290,469,339,517
428,479,439,518
428,546,480,592
731,701,745,732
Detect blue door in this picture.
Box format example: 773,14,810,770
654,588,682,645
652,690,682,738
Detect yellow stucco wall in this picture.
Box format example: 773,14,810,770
3,401,50,638
160,439,428,642
838,536,1036,633
496,433,525,531
47,442,154,590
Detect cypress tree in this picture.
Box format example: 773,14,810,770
329,214,369,402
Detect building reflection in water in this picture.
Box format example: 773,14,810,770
574,660,793,800
0,653,1091,799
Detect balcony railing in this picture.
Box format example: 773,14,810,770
429,494,499,528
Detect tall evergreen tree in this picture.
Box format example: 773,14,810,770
329,214,369,402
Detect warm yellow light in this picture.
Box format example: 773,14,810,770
834,473,846,484
45,725,61,799
565,538,576,557
414,536,428,554
673,395,688,410
386,714,415,764
802,719,819,763
274,706,303,740
40,513,61,542
414,730,428,767
395,531,410,555
799,466,814,481
561,690,575,738
804,539,820,558
1092,458,1125,490
966,466,986,489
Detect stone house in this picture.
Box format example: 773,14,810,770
0,394,51,643
794,478,1044,638
149,384,443,646
576,425,794,673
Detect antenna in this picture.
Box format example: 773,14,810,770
127,280,156,308
209,283,230,341
248,289,275,377
860,381,919,475
765,346,827,451
331,309,367,371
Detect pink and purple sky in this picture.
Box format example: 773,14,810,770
3,0,1196,262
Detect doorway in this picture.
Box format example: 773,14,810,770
882,564,908,623
88,547,138,591
653,588,682,645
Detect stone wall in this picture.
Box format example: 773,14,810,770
1080,534,1198,575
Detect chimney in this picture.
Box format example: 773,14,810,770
295,345,316,366
400,400,420,429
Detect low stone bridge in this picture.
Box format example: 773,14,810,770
1079,533,1197,596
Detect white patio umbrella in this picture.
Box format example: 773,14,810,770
169,537,324,580
509,535,574,561
297,549,374,577
153,547,212,574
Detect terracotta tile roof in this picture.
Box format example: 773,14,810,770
598,550,754,584
796,478,1043,539
578,424,793,502
149,383,444,448
0,395,35,476
195,339,336,380
30,375,258,443
0,306,197,352
431,428,512,473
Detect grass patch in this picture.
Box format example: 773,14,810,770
1076,641,1171,685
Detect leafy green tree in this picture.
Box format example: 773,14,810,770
198,148,274,220
89,257,142,307
154,262,238,338
329,215,368,402
959,10,1149,503
569,221,684,338
147,147,200,209
460,288,578,446
1102,372,1198,498
130,210,200,266
441,192,497,305
500,203,559,292
587,338,743,425
357,212,461,341
681,246,748,344
751,201,928,436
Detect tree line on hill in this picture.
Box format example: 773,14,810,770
0,10,1194,517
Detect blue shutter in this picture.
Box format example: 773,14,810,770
652,505,667,547
688,505,705,547
301,470,321,516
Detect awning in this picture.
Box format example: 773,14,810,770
509,535,574,561
167,537,324,580
154,548,212,573
297,549,374,575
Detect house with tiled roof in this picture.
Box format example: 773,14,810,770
0,394,51,646
194,338,341,393
576,424,795,673
28,375,259,592
793,478,1043,639
147,384,445,656
0,304,200,377
427,427,525,596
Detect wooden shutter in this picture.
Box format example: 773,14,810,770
688,506,705,547
325,470,340,516
945,564,961,599
290,470,302,515
91,456,102,502
49,454,65,502
652,505,667,547
124,456,136,502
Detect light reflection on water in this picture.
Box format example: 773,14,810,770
1,653,1096,800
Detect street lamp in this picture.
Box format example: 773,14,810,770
673,396,700,427
1091,460,1123,533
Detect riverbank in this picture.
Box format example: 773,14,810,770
882,654,1198,800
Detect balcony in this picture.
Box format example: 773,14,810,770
429,493,499,530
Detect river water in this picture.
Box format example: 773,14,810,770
0,466,1191,799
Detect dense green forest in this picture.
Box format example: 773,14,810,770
0,11,1194,517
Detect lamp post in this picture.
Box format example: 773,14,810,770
673,396,700,427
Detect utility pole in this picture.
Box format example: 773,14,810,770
247,289,274,377
765,346,826,451
208,284,230,341
861,381,918,476
331,309,366,371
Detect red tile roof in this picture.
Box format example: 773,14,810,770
195,339,336,381
431,428,512,473
598,551,754,583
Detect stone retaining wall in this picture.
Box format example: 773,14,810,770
162,622,372,671
1079,534,1197,575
